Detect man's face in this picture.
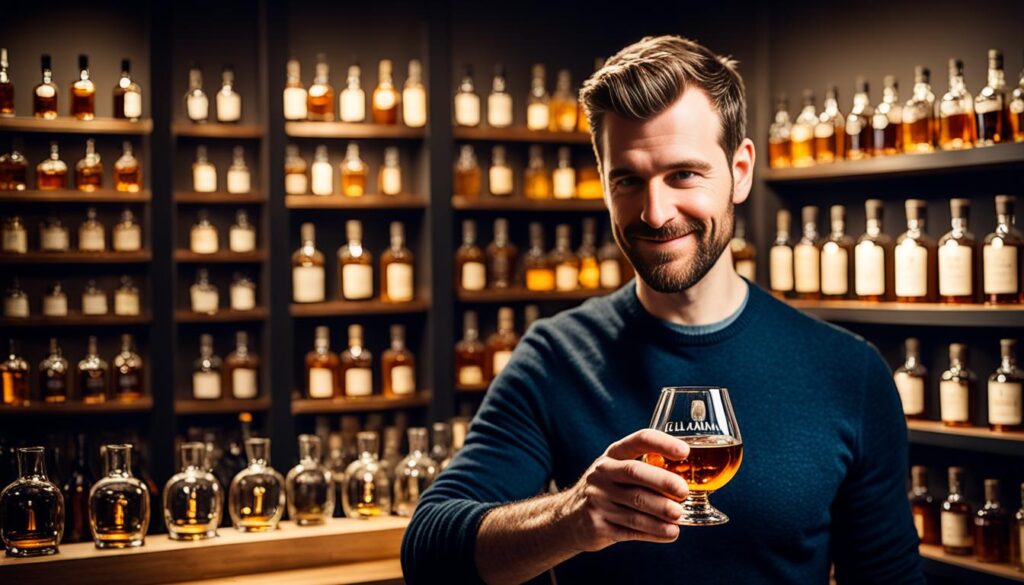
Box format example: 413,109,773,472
600,90,738,293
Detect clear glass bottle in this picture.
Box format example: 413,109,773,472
113,334,144,401
4,278,28,319
983,195,1023,304
938,199,977,303
185,64,209,123
855,199,892,301
230,272,256,311
225,330,258,399
873,75,902,156
791,89,816,167
444,418,470,470
485,306,519,380
381,427,403,484
89,444,150,548
229,210,256,253
379,146,403,195
43,282,68,317
305,54,334,122
393,428,438,517
845,77,873,160
820,205,854,298
306,326,339,399
190,268,219,315
338,219,373,301
286,435,334,525
941,466,974,556
70,54,96,121
340,62,365,123
341,324,373,398
190,209,219,254
33,54,58,119
457,219,486,292
550,224,580,291
381,221,414,303
372,59,400,125
78,335,108,404
940,343,976,428
552,147,576,199
115,275,140,316
939,59,977,150
903,66,936,153
524,144,552,199
895,199,937,302
455,310,486,387
526,64,550,131
550,69,577,132
40,216,69,252
975,50,1010,146
0,143,28,191
113,59,142,121
525,222,555,291
310,144,333,196
909,465,940,546
36,142,68,190
216,66,241,123
192,334,222,400
282,58,308,122
2,216,27,254
1,339,30,406
192,145,217,193
430,422,451,467
228,438,284,532
0,48,13,117
402,59,427,128
39,337,69,403
342,431,391,518
454,65,481,127
382,324,416,397
81,280,108,316
454,144,482,198
730,215,756,282
340,142,367,197
974,479,1010,563
292,223,326,303
793,206,820,299
894,337,927,419
79,206,106,252
114,141,141,193
487,217,518,290
1,446,64,557
226,146,250,194
75,139,103,192
487,64,513,128
768,95,792,168
284,143,308,195
163,442,222,541
488,145,513,196
988,338,1023,432
112,208,142,252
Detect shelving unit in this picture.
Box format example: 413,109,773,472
0,397,154,416
919,544,1024,583
285,194,427,209
174,397,271,415
171,122,265,139
0,189,152,203
458,288,609,303
0,251,152,264
174,308,268,323
452,126,591,144
451,195,606,212
0,117,154,135
289,299,431,318
174,191,268,204
173,250,268,263
0,314,152,327
284,122,426,140
291,393,432,415
786,299,1024,328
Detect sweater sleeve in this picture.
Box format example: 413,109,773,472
831,343,925,584
401,326,556,584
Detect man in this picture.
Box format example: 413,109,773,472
402,35,923,584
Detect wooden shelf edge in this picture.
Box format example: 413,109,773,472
455,383,489,394
0,117,153,135
0,396,153,415
173,251,268,263
786,298,1024,327
285,122,425,139
174,192,267,204
907,419,1024,456
0,189,151,203
457,288,609,303
289,299,431,317
291,393,431,414
174,309,268,323
452,126,591,144
171,122,265,138
285,195,428,209
451,195,606,211
919,544,1024,582
174,397,270,414
0,251,152,264
0,314,152,327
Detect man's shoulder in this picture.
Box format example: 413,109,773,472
753,285,874,354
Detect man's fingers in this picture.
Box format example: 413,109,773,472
606,429,690,461
602,505,680,542
604,485,685,523
595,458,689,501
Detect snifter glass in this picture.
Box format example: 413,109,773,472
643,387,743,526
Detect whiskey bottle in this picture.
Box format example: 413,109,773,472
550,69,577,132
1012,59,1024,142
379,146,402,195
524,304,540,331
0,48,12,117
940,343,975,427
430,422,451,466
192,145,217,193
309,144,333,196
794,206,820,299
974,479,1010,562
392,427,437,517
454,144,482,197
455,311,487,386
163,442,222,540
895,199,936,302
40,216,69,252
894,337,927,419
2,339,29,405
114,141,141,192
36,142,68,190
814,86,845,163
791,89,816,167
184,64,209,123
341,324,373,398
983,195,1023,303
975,50,1010,146
229,210,256,253
89,443,150,548
0,446,64,556
293,223,326,303
342,431,391,518
485,307,519,380
939,59,977,150
113,208,141,252
525,222,555,291
190,268,219,315
0,143,28,190
43,282,68,317
113,59,142,121
382,324,415,397
225,331,258,400
454,65,481,128
39,338,69,403
63,435,93,542
70,54,96,121
988,338,1023,432
1014,482,1024,569
903,66,936,153
845,77,873,160
285,144,309,195
488,145,513,196
2,215,27,254
872,75,902,156
82,280,108,316
445,418,470,470
216,66,241,123
402,59,427,128
942,466,974,555
79,207,106,252
550,224,580,291
338,219,373,301
371,59,400,125
552,147,576,199
340,142,367,197
340,62,365,122
226,146,251,194
577,217,600,289
381,221,414,303
457,219,486,292
526,64,550,131
381,427,403,484
192,334,222,400
283,58,308,121
112,334,144,401
938,199,977,303
576,163,602,199
306,326,339,399
78,336,108,404
33,54,58,119
75,139,103,192
524,145,552,199
487,65,513,128
4,278,28,318
304,54,334,122
730,215,756,282
767,95,792,168
228,437,285,532
190,209,219,254
909,465,940,545
286,435,334,525
853,200,890,301
769,209,794,295
114,276,141,316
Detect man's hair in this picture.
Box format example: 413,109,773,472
580,35,747,166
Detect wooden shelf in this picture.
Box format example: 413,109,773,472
290,298,430,317
907,419,1024,457
291,393,431,414
453,126,591,144
171,122,264,138
0,396,152,415
455,382,489,394
0,250,151,264
285,122,425,140
0,189,151,203
174,250,267,263
452,195,605,211
174,396,270,414
174,191,267,204
457,287,609,303
0,117,153,135
182,559,402,585
919,544,1024,583
175,308,268,323
286,194,427,209
0,313,151,327
786,298,1024,327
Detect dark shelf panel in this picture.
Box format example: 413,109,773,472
290,298,431,317
0,314,151,327
174,191,267,204
173,250,268,263
455,383,489,394
919,544,1024,583
0,251,152,264
291,392,431,414
0,396,153,415
174,308,268,323
171,122,265,138
452,126,591,144
284,122,425,140
457,288,609,303
451,195,606,212
0,189,151,203
0,117,153,135
285,194,427,209
907,419,1024,457
174,397,270,415
787,298,1024,327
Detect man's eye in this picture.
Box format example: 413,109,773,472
669,171,695,181
615,176,641,188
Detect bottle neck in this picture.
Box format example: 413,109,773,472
17,448,47,479
866,218,881,236
996,213,1014,230
951,217,968,233
105,446,132,477
989,68,1005,89
907,218,924,233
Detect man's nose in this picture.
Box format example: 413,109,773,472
639,179,675,229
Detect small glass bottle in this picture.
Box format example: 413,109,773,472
552,147,576,200
112,334,144,401
286,435,334,525
338,219,374,301
190,268,219,315
0,143,28,191
113,208,142,252
526,64,550,131
340,142,367,197
983,195,1023,303
341,324,373,398
525,222,555,291
184,64,209,123
938,199,977,303
78,336,108,403
292,223,326,303
768,95,792,168
894,337,927,420
895,199,937,302
903,66,936,153
282,58,308,122
793,206,820,299
228,438,285,532
941,466,974,556
814,86,845,162
909,465,940,546
454,144,482,198
731,215,756,282
487,218,518,289
854,199,892,301
975,50,1010,146
1,446,64,557
454,65,480,128
455,310,486,387
163,442,222,541
114,276,140,316
1,339,30,406
550,224,580,291
381,427,403,484
845,77,873,160
216,66,241,123
444,418,470,470
305,54,334,122
381,221,414,303
940,343,976,427
43,282,68,317
226,146,251,194
524,145,552,199
192,145,217,193
229,210,256,253
230,273,256,311
190,210,219,254
939,59,977,150
70,54,96,121
790,89,816,167
2,216,27,254
192,334,222,400
430,422,452,469
310,144,333,196
114,141,141,192
33,54,58,119
488,145,513,196
75,139,104,192
113,59,143,121
4,278,28,319
89,444,150,548
225,331,258,400
79,207,106,252
379,146,403,196
974,479,1010,562
38,338,69,403
485,307,519,380
81,280,109,316
40,217,69,252
372,59,400,125
342,431,391,518
393,428,438,517
0,48,13,117
306,326,339,399
457,219,486,292
820,205,853,299
873,75,903,156
402,59,427,128
36,142,68,190
284,144,309,195
382,324,416,397
340,62,365,123
487,65,513,128
988,338,1023,432
549,69,577,132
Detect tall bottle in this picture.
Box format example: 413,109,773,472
940,343,975,428
184,64,209,123
283,58,308,121
70,54,96,121
454,145,481,197
338,219,373,301
790,89,816,167
225,331,259,400
163,442,222,540
908,465,940,545
975,50,1010,146
1012,58,1024,142
845,77,873,160
552,147,576,199
578,217,601,289
112,334,144,402
113,59,142,121
379,146,402,195
872,75,902,156
973,479,1010,563
78,207,106,252
456,219,486,292
983,195,1023,303
216,66,242,123
342,431,391,518
814,86,845,163
285,143,308,195
286,435,334,525
192,334,222,400
381,221,414,303
549,69,577,132
903,66,936,153
306,326,339,399
894,337,927,420
854,199,892,301
382,324,416,397
988,338,1023,432
371,59,400,125
392,428,437,517
1014,482,1024,569
453,65,480,127
226,146,251,194
941,466,973,555
192,145,217,193
793,206,820,299
895,199,936,302
310,144,333,196
767,95,792,168
455,311,487,387
1,446,64,556
89,444,150,548
402,59,427,128
39,338,69,404
1,339,30,406
488,145,513,196
0,48,13,117
36,142,68,190
78,336,108,404
292,223,326,304
340,62,365,122
550,224,580,292
114,141,141,192
62,435,93,543
340,142,367,197
228,438,284,532
485,307,519,381
307,55,335,122
769,209,794,296
487,65,512,128
341,324,373,398
75,140,103,192
524,145,552,199
939,59,976,150
820,205,853,298
524,222,555,291
33,54,58,119
526,64,550,131
937,199,977,303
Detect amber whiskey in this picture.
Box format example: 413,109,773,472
549,69,577,132
852,199,891,301
341,324,373,397
36,142,68,190
525,222,555,291
524,145,552,199
340,63,365,123
938,199,977,303
112,334,143,401
940,343,975,427
454,145,481,197
642,435,742,493
114,141,141,192
39,338,69,403
974,479,1010,562
340,142,367,197
576,164,602,199
1011,61,1024,142
305,54,334,122
1,446,64,557
454,65,480,127
113,59,142,121
76,139,103,191
769,209,794,295
371,59,400,125
903,66,936,153
549,224,580,291
0,48,12,117
793,206,820,299
285,144,308,195
845,77,873,160
457,219,486,292
487,65,512,128
338,220,373,301
382,324,416,397
872,75,902,156
577,217,600,289
184,64,209,123
485,307,518,380
224,331,258,400
909,465,940,545
526,64,550,131
292,223,326,303
306,326,339,399
402,59,427,128
488,145,513,196
70,55,95,121
895,200,937,302
988,338,1023,432
730,215,756,282
283,58,307,121
455,311,486,386
790,90,816,167
33,54,58,119
939,59,977,150
767,95,792,168
552,147,576,199
216,67,241,123
2,340,29,405
381,221,414,302
975,50,1010,146
894,337,927,419
0,143,28,190
983,195,1022,303
379,147,402,195
814,86,845,163
90,444,150,548
942,467,974,555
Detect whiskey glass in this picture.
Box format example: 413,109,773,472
342,431,392,519
89,444,150,548
285,435,334,525
0,447,64,557
643,387,743,526
163,442,222,540
228,437,285,532
392,428,438,517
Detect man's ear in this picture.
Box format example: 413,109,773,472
731,138,755,205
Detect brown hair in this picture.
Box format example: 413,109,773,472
580,35,747,166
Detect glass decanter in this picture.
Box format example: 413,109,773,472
228,437,284,532
342,431,391,519
285,434,334,526
163,442,222,540
392,427,438,517
89,444,150,548
1,446,64,557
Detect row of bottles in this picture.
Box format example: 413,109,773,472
181,64,242,124
5,277,142,319
0,140,141,192
187,270,257,314
1,336,144,406
893,338,1022,430
456,218,628,293
283,143,405,197
454,306,535,387
453,144,601,199
1,209,143,254
281,56,425,127
0,51,143,121
304,324,417,399
768,51,1024,169
189,332,259,400
186,209,257,254
189,146,253,194
769,196,1023,303
909,466,1023,568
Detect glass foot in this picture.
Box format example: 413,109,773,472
678,494,729,526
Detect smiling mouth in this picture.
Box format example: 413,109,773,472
635,232,693,244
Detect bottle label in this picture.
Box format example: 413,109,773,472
293,266,325,303
4,296,28,318
913,512,924,539
735,259,755,282
41,227,69,251
1012,100,1024,115
458,365,483,386
794,244,820,293
493,350,513,376
940,511,972,547
454,93,481,127
894,372,925,415
390,365,415,395
489,166,513,195
113,227,141,251
386,263,414,302
115,292,140,316
487,94,513,127
227,169,251,194
82,292,108,315
230,285,256,311
193,371,222,399
311,162,334,195
36,84,56,99
341,89,366,122
309,367,335,398
123,91,142,119
527,103,550,130
527,268,555,291
975,98,1002,114
939,380,969,422
854,241,885,296
769,246,794,291
342,264,374,300
814,122,835,139
895,243,928,298
190,226,219,254
232,368,258,399
988,381,1022,425
79,227,106,252
599,260,622,289
555,265,579,291
118,374,139,391
462,262,486,291
820,242,848,295
191,289,219,313
193,166,217,193
229,228,256,253
285,172,308,195
187,95,209,121
938,244,973,297
216,93,241,122
283,87,308,120
380,167,402,195
43,295,68,316
402,88,427,128
580,260,601,289
983,244,1019,294
553,169,576,199
2,229,27,253
345,367,373,396
374,89,396,110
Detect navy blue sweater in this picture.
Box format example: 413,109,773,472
402,281,924,584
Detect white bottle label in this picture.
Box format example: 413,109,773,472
769,246,794,292
82,292,108,315
283,87,308,120
4,297,28,318
285,172,308,195
552,168,576,199
311,162,334,196
113,227,141,252
232,368,258,399
894,372,925,415
390,365,415,395
380,167,402,195
123,91,142,119
191,289,219,313
43,295,67,316
599,259,622,289
527,103,549,130
983,244,1018,294
735,260,755,281
192,371,222,399
293,266,325,303
988,381,1022,425
227,169,251,194
79,227,106,252
340,89,365,122
187,95,209,121
938,244,973,297
854,241,885,297
555,265,579,291
342,264,374,300
230,284,256,311
386,263,414,302
461,262,486,291
402,88,427,128
820,242,848,295
41,227,69,251
345,367,373,396
492,350,513,376
814,122,835,139
895,243,928,298
454,93,481,127
193,165,217,193
3,229,27,253
791,123,813,143
458,365,483,386
373,89,396,111
217,92,241,122
794,244,820,293
308,367,335,398
190,226,219,254
940,512,972,547
489,166,513,195
229,228,256,253
114,291,140,316
939,380,969,422
487,94,513,127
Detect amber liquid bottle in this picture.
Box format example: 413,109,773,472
224,331,259,400
577,217,600,289
78,335,109,404
819,205,854,299
70,54,96,121
33,54,58,119
305,326,339,400
903,66,936,153
909,466,940,545
524,222,555,292
454,311,486,387
941,466,974,555
337,220,373,301
487,218,518,289
523,145,552,199
0,48,13,117
974,50,1010,146
340,324,373,398
381,221,414,303
307,54,335,122
854,199,893,302
76,139,103,192
382,324,416,397
114,141,141,192
371,59,400,125
1012,482,1024,569
1,339,30,406
484,307,519,381
937,199,978,304
793,206,821,300
36,142,68,190
845,77,873,160
939,343,975,428
973,479,1010,562
872,75,902,156
988,338,1023,432
814,86,845,163
549,224,580,292
894,337,927,420
112,334,144,402
895,199,937,303
454,145,481,198
767,95,792,168
983,195,1023,304
939,59,977,150
39,338,69,403
340,142,367,197
456,219,486,292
